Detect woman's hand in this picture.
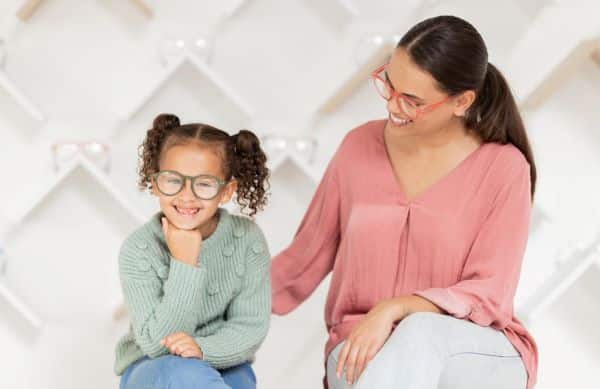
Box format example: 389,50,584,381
160,332,203,359
161,217,203,266
336,299,408,385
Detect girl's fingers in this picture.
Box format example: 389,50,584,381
161,217,168,237
169,337,193,354
336,341,352,378
179,344,200,358
161,332,186,348
345,343,361,384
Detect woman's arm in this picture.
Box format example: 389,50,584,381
270,142,344,315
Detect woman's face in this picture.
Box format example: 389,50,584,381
384,48,474,136
152,142,236,231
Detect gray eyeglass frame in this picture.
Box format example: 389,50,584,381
152,170,228,200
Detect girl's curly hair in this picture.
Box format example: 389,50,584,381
138,113,270,217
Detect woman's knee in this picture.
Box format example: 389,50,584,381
388,312,447,346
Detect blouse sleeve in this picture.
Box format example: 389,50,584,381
414,161,532,329
270,142,344,315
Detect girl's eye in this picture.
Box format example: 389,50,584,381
168,179,182,184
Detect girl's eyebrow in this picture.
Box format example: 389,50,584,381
385,71,425,103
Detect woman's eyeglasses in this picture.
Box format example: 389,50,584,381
371,63,451,120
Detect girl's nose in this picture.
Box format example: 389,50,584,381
179,179,196,200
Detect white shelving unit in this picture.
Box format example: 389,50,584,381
506,3,600,110
518,236,600,324
115,48,254,133
0,69,45,122
1,155,147,330
0,280,42,330
15,0,154,21
313,41,394,114
3,155,146,227
267,151,321,184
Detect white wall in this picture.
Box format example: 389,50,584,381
0,1,598,388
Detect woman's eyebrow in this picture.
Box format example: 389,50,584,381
385,71,425,103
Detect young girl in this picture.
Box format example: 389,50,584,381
114,113,271,389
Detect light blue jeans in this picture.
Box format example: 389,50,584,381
120,355,256,389
327,312,528,389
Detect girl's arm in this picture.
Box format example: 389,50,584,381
119,232,208,358
194,228,271,369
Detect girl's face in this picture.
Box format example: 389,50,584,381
384,48,474,136
152,142,237,231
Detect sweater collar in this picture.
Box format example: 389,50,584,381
149,207,232,253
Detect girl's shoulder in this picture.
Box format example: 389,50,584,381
227,212,269,257
119,214,167,262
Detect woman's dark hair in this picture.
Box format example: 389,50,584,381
398,15,536,198
138,113,269,216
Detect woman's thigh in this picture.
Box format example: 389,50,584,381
120,355,230,389
326,312,527,389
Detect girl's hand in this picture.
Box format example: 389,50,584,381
160,332,203,359
161,217,203,266
336,299,408,385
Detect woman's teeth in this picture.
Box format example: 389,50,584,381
390,113,413,126
175,206,200,216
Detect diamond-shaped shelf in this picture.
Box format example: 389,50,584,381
4,155,146,233
15,0,153,21
313,39,394,115
0,69,45,123
517,234,600,324
506,4,600,110
115,49,253,134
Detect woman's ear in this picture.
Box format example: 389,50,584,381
453,90,476,117
219,179,238,205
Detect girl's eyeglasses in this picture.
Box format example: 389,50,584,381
371,63,452,120
152,170,228,200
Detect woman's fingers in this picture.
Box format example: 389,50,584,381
336,340,352,378
355,342,370,382
345,342,361,384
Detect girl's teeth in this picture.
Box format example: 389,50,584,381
175,206,199,215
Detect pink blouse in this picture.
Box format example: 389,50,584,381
271,119,538,389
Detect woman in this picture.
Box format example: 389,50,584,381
271,15,538,389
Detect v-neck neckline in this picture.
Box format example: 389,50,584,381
378,120,486,205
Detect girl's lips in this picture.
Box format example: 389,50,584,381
174,206,201,216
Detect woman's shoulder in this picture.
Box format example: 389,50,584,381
481,142,530,178
341,119,386,146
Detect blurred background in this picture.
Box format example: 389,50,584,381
0,0,599,388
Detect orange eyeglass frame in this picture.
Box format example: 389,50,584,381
371,63,452,120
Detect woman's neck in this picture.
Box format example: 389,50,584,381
385,118,481,156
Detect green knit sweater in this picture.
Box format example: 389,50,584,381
114,208,271,375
